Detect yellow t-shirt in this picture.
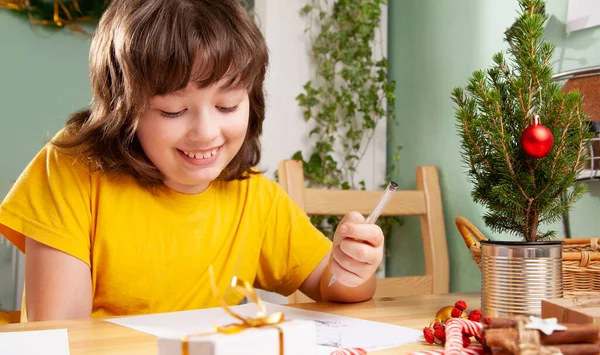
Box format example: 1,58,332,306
0,143,331,319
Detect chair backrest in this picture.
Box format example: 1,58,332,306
277,159,449,303
0,310,20,324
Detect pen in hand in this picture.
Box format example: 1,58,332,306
328,181,398,287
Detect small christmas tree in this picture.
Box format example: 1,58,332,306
452,0,591,242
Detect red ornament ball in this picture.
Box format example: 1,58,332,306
521,119,554,158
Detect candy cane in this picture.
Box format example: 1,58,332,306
445,319,465,355
450,318,484,338
330,348,367,355
463,345,484,355
407,349,445,355
407,345,483,355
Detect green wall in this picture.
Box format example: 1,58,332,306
387,0,600,292
0,13,92,183
0,12,92,309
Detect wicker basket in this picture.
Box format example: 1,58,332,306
455,216,600,296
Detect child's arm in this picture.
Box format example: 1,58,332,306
299,211,383,303
25,238,92,321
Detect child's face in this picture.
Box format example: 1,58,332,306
136,80,250,194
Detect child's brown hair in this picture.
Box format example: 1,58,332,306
52,0,268,187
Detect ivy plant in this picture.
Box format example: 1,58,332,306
292,0,402,246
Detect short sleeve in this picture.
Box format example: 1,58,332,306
254,185,332,296
0,143,92,266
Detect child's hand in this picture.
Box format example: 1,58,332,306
329,211,384,287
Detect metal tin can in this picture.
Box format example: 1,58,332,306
481,240,563,318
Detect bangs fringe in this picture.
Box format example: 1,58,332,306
130,1,266,98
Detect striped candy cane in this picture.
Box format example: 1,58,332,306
408,345,483,355
463,345,484,355
450,318,484,338
407,349,445,355
445,319,464,355
330,348,367,355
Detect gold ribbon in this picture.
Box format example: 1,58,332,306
181,267,285,355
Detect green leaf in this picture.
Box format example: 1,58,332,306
291,151,303,161
300,5,312,15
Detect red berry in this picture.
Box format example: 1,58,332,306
432,321,444,331
434,328,446,344
483,317,491,325
454,300,468,311
462,334,471,347
468,309,483,322
451,307,463,318
423,327,434,344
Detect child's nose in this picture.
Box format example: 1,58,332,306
186,111,219,142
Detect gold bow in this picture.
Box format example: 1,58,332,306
181,267,285,355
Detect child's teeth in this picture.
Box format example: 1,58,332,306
183,148,218,160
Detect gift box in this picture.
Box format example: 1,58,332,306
541,296,600,325
158,319,318,355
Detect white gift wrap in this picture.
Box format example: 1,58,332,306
158,319,318,355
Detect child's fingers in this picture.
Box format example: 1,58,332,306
340,223,384,247
339,238,381,265
341,211,367,225
329,255,365,287
332,245,372,277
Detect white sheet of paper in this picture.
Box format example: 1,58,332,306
567,0,600,32
0,329,70,355
107,302,422,354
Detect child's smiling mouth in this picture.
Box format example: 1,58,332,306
181,148,218,160
177,146,222,166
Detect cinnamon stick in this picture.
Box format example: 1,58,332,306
487,318,518,329
489,343,600,355
490,347,511,355
490,348,511,355
485,325,599,346
556,343,600,355
540,324,600,345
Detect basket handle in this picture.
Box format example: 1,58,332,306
455,216,488,249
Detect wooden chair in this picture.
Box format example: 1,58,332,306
0,310,21,324
277,160,449,303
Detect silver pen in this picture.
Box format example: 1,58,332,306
328,181,398,287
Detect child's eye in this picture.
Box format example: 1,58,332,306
160,109,186,118
217,105,238,113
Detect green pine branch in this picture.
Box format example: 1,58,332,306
452,0,592,242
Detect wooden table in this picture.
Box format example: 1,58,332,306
0,292,480,354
